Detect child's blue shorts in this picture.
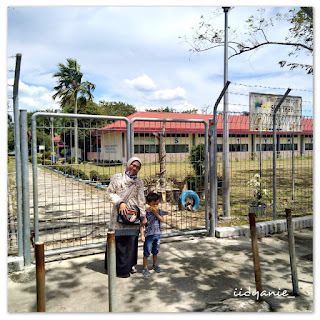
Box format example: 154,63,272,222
143,234,161,257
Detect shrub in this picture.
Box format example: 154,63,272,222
188,144,205,176
89,170,100,181
186,174,205,192
99,173,110,184
43,159,52,166
188,144,206,189
67,156,76,164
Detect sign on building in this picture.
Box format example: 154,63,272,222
249,92,302,132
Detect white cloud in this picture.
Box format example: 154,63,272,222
151,87,186,101
172,101,197,112
124,74,157,92
8,79,61,111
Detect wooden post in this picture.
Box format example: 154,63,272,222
35,242,46,312
107,231,116,311
249,211,263,296
285,208,300,295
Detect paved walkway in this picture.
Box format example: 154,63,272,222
7,227,313,313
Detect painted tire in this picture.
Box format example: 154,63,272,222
179,190,200,210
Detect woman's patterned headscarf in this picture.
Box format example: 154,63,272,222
125,157,142,179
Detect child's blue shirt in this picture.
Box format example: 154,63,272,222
145,209,163,237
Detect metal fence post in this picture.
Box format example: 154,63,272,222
20,109,31,266
222,7,230,218
210,81,230,236
272,88,291,220
249,211,263,296
35,242,46,312
13,53,23,261
107,231,116,312
285,208,300,296
291,133,295,200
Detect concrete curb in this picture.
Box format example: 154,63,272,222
7,256,24,272
215,215,313,238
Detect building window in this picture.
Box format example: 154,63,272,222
165,144,189,153
256,144,298,151
217,144,223,152
134,133,153,137
305,143,313,150
256,144,274,151
230,144,248,152
280,144,298,151
134,145,159,153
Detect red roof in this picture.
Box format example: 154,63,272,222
97,111,313,135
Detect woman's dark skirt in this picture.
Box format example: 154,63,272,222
105,235,138,276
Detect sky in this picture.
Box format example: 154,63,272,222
5,3,314,118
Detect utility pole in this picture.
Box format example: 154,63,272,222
222,7,230,217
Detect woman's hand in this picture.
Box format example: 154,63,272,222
119,202,129,215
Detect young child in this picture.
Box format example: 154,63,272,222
140,192,165,277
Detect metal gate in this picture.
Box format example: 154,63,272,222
31,113,209,256
129,117,209,238
31,112,130,256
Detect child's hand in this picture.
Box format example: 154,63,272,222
141,234,145,242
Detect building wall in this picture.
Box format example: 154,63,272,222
94,131,312,163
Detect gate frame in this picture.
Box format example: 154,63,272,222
129,117,209,234
31,112,131,252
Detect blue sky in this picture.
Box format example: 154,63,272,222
5,3,314,118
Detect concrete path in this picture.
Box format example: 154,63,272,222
7,227,313,313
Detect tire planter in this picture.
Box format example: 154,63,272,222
179,190,200,210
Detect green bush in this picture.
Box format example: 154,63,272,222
186,174,205,192
188,144,205,176
28,155,42,164
42,151,51,160
67,156,75,164
187,144,206,190
89,170,100,181
89,170,109,183
43,159,52,166
100,173,110,184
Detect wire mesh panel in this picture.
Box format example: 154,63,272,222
215,112,313,225
31,113,129,254
130,118,209,236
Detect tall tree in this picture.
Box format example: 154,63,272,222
99,101,137,117
52,58,96,163
182,7,313,74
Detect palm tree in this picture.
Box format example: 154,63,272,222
52,58,95,164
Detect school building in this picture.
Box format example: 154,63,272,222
87,111,313,163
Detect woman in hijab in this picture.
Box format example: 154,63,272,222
105,157,147,278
